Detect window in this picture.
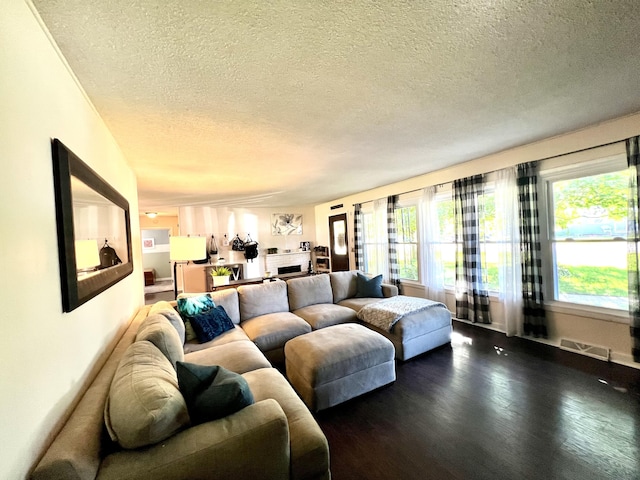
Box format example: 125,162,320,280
434,188,456,287
435,176,517,294
543,157,629,310
361,203,387,276
395,204,419,281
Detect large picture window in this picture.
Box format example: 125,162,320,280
543,157,629,310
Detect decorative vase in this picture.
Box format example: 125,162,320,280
212,275,230,287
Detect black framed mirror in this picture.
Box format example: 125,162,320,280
52,138,133,312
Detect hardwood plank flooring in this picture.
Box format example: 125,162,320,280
315,321,640,480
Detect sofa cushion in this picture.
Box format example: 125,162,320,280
241,312,311,352
330,271,359,303
184,340,272,374
149,301,186,344
176,362,254,425
286,274,334,311
189,305,235,343
181,289,242,325
209,288,241,324
238,281,290,321
293,303,357,330
184,325,250,354
136,314,185,368
338,297,383,312
104,341,190,449
243,368,330,480
355,272,384,298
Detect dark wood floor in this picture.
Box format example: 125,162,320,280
315,321,640,480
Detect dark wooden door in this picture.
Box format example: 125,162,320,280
329,213,349,271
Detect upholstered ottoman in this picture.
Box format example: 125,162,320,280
284,323,396,411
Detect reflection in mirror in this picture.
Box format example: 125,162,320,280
71,176,129,276
333,220,347,255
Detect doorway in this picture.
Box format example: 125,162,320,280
329,213,349,271
141,228,174,301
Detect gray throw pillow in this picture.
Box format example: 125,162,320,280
176,362,254,425
355,272,384,298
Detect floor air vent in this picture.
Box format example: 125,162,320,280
559,338,610,361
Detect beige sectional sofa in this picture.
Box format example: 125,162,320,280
31,270,451,480
31,294,330,480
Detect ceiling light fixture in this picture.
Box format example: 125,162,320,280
145,212,158,218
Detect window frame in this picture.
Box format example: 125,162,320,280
360,206,386,277
395,195,421,283
539,149,630,322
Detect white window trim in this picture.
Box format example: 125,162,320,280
538,145,630,322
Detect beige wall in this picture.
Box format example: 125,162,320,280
315,112,640,368
139,214,179,235
0,2,144,478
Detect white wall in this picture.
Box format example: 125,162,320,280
0,2,144,478
178,205,317,282
315,112,640,368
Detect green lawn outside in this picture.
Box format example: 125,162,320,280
440,262,627,299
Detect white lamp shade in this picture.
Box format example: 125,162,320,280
170,236,206,261
75,239,100,270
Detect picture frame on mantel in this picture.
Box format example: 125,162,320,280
271,213,303,235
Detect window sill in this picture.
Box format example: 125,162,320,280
544,301,630,324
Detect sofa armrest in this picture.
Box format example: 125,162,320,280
97,399,290,480
381,283,398,297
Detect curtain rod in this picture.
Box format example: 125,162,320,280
352,139,626,206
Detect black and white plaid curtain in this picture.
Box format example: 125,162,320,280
626,136,640,363
354,203,364,272
387,195,400,286
454,176,491,323
517,162,547,337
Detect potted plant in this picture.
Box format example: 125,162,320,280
210,266,232,287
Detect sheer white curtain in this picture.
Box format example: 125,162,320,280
495,167,522,336
420,187,446,303
371,197,390,281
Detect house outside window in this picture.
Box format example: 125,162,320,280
542,157,629,311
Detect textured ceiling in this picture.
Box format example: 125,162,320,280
30,0,640,213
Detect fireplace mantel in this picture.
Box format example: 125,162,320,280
264,251,311,275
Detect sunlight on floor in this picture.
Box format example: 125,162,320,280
451,331,473,346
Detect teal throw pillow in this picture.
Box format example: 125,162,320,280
176,362,254,425
176,294,215,319
355,272,384,298
189,306,235,343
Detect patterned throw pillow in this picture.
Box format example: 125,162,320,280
176,294,216,342
176,294,215,318
189,306,235,343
